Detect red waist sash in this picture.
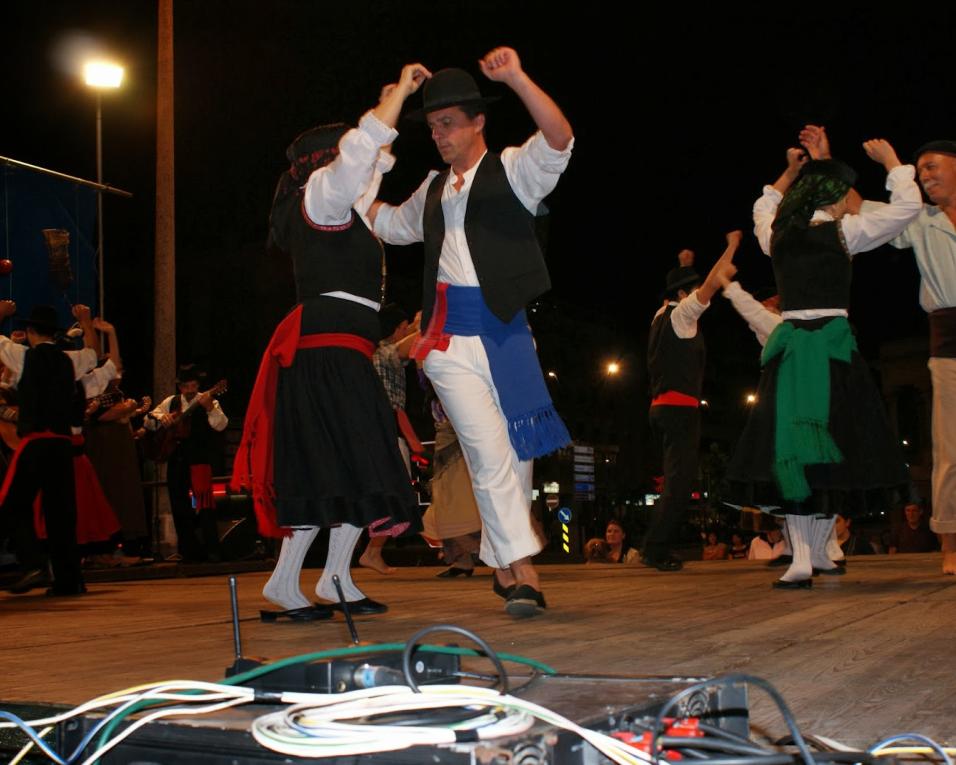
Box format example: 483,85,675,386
230,305,374,538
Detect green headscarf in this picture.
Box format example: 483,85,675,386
771,159,857,238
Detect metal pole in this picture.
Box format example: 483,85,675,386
96,91,105,317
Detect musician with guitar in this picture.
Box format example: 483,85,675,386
145,364,228,562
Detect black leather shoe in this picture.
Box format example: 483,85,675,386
642,555,683,572
329,597,388,615
46,581,87,597
260,605,333,623
437,567,474,579
813,565,846,576
767,555,793,568
8,569,51,594
505,584,547,617
492,572,516,600
772,578,812,590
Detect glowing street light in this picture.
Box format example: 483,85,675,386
606,361,621,376
547,370,558,380
745,393,757,405
83,59,125,316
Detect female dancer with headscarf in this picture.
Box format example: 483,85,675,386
233,64,430,620
727,130,921,589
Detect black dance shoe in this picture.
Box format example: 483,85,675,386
505,584,547,617
772,578,812,590
437,567,474,578
767,555,793,568
260,604,333,622
492,572,516,600
330,598,388,615
642,555,683,572
8,569,51,594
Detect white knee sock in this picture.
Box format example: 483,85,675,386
810,516,838,571
826,523,844,562
262,526,319,610
316,524,366,602
780,515,813,582
780,520,793,556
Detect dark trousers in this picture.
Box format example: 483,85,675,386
3,437,82,589
166,453,220,561
643,405,700,561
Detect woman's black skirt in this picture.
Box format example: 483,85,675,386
273,297,420,532
727,319,908,516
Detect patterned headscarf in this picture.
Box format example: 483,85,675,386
268,123,349,251
772,159,857,236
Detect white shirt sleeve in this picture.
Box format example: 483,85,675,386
722,281,782,347
669,290,710,339
859,199,913,249
206,401,228,431
0,336,26,381
372,171,438,245
752,185,782,256
66,347,98,380
302,111,398,227
80,359,118,399
145,395,174,431
354,151,396,220
839,165,922,254
500,131,574,214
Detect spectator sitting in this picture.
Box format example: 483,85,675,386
888,502,939,554
748,527,785,560
702,531,728,561
605,519,639,563
728,533,748,559
834,513,874,556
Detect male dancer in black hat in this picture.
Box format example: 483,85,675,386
645,234,740,571
370,47,572,616
0,302,98,595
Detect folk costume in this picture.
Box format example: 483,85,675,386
645,265,710,571
373,69,572,603
232,113,419,620
728,158,921,586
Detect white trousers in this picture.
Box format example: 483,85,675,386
929,358,956,533
424,335,539,568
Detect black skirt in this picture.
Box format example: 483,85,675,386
727,318,907,516
273,297,421,531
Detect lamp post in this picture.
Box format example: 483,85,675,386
83,60,124,317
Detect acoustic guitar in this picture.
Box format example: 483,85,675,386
142,379,227,462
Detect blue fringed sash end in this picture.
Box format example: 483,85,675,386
509,404,572,461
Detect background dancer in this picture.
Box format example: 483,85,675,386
728,134,921,589
371,47,573,616
644,233,741,571
232,64,428,621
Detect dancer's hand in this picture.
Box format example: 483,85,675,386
786,147,808,174
396,63,431,97
480,47,523,86
799,124,831,159
678,248,695,267
0,300,15,320
863,139,902,171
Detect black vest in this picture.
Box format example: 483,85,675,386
281,200,383,305
647,305,706,399
18,344,77,437
421,153,549,329
771,222,852,311
169,395,219,466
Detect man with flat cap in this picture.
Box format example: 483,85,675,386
370,47,573,616
881,140,956,574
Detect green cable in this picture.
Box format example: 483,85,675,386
92,643,555,761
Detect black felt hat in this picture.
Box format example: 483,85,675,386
21,305,60,334
407,68,499,121
663,266,702,297
175,363,206,385
914,140,956,163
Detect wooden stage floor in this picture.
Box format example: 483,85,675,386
1,554,953,749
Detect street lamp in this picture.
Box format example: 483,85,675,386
83,59,124,316
745,393,757,405
606,361,621,376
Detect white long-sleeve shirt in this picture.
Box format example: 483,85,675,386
722,281,782,347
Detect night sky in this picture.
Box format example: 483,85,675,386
3,1,956,407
